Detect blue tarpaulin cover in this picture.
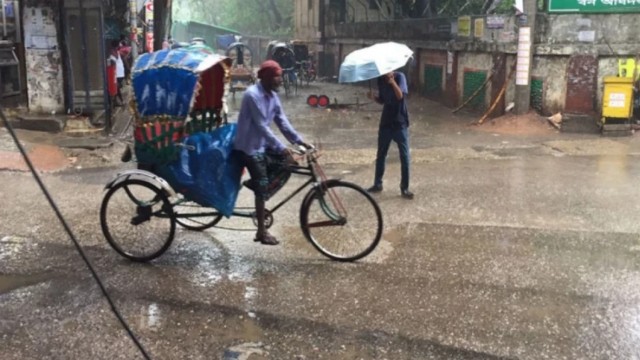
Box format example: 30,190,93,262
162,124,242,217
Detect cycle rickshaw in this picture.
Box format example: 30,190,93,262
100,46,383,262
291,41,317,86
267,42,298,97
225,42,255,97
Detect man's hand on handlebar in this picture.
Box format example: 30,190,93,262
298,141,314,151
282,148,298,166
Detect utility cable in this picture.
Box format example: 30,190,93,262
0,107,152,360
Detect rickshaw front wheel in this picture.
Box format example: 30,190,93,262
300,180,383,262
100,179,176,262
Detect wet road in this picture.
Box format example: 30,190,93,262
2,85,640,359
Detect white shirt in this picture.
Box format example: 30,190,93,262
113,53,125,79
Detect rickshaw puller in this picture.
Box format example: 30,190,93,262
233,60,311,245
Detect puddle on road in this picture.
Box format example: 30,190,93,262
134,301,266,356
223,341,267,360
0,273,54,295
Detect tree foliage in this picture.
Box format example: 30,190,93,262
173,0,293,36
369,0,516,18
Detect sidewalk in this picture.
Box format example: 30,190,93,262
0,124,123,173
0,85,132,173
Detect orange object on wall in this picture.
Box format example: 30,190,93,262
107,63,117,97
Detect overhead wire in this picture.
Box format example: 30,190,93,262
0,107,152,360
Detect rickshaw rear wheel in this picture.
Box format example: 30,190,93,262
100,179,176,262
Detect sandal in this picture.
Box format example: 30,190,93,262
254,233,279,245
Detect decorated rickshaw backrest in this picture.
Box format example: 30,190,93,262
131,47,231,165
131,47,229,120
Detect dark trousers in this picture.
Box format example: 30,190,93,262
234,150,269,201
374,126,410,191
116,78,124,104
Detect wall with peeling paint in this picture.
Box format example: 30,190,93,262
531,56,568,114
23,4,64,113
457,52,492,107
419,50,447,96
537,14,640,55
317,7,640,114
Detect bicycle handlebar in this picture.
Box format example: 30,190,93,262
291,144,316,157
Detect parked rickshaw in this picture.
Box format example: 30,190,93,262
267,41,298,97
291,41,317,86
225,42,255,97
99,46,383,263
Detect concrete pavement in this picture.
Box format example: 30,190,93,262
2,82,640,359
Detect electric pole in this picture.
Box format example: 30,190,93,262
514,0,537,115
129,0,138,58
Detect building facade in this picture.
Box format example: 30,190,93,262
295,0,640,117
3,0,171,123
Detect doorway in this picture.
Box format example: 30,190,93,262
62,0,108,122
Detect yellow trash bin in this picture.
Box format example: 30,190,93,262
602,76,634,123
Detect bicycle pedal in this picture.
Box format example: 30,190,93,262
131,205,152,225
130,214,150,225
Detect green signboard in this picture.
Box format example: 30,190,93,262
549,0,640,13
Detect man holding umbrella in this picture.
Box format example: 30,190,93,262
338,42,415,200
367,70,414,200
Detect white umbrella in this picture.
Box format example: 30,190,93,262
338,42,413,83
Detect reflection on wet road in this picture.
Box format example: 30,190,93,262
3,87,640,358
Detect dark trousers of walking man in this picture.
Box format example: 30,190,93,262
374,125,411,196
367,71,414,199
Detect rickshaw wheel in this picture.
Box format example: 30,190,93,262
174,200,223,231
100,179,176,262
252,209,274,229
300,180,382,262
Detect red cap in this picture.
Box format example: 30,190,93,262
257,60,283,80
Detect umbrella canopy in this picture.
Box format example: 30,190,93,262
339,42,413,83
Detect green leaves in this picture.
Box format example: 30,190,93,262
173,0,293,36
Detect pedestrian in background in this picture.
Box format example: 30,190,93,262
118,35,133,83
108,40,125,106
367,70,414,200
106,49,118,108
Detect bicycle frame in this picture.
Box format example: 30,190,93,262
169,149,341,223
230,152,320,219
102,147,381,262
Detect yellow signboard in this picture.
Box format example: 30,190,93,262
474,18,484,38
458,16,471,37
